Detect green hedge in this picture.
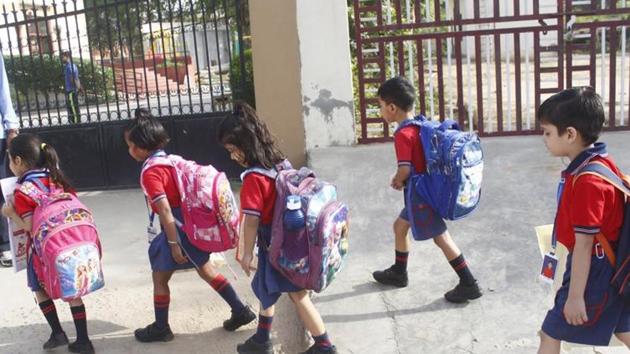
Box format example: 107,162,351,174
230,49,255,108
3,55,114,106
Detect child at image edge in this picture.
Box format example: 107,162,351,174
537,87,630,353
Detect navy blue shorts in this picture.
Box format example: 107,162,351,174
251,226,300,309
400,188,447,241
542,253,630,345
148,208,210,272
27,253,43,292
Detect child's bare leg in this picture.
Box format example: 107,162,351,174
615,332,630,347
394,217,410,253
537,331,561,354
34,290,50,303
68,297,83,307
152,270,174,295
432,231,461,261
260,303,275,317
288,290,326,336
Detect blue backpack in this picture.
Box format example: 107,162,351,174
575,162,630,300
399,115,483,224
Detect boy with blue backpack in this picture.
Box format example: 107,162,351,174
372,76,482,303
537,87,630,353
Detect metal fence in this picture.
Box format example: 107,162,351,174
0,0,251,128
352,0,630,142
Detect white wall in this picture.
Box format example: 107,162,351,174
297,0,355,149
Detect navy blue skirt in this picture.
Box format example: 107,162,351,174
148,208,210,272
252,225,300,309
27,252,43,292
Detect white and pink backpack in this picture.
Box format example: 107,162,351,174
140,153,240,253
19,174,104,301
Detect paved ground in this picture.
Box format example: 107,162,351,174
1,131,630,353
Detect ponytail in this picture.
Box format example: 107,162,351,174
39,143,72,192
8,133,73,192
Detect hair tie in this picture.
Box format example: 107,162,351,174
40,143,47,150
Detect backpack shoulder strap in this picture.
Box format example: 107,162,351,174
574,161,630,267
575,161,630,197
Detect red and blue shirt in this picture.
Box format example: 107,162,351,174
141,165,181,213
555,143,624,251
394,123,427,174
240,172,276,225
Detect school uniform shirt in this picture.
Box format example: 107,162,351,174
142,165,181,212
240,172,276,225
555,143,624,251
394,124,427,174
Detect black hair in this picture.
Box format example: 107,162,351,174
537,86,605,145
217,101,285,169
377,76,417,112
61,51,70,58
124,108,170,151
8,133,72,191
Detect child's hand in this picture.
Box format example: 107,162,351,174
390,176,404,191
563,296,588,326
170,244,188,265
1,200,16,219
239,252,255,277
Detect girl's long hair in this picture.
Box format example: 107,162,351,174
9,133,72,191
217,101,285,169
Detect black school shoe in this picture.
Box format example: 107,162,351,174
43,331,68,349
301,344,338,354
68,339,95,354
236,336,273,354
372,265,409,288
223,306,256,331
444,281,483,303
134,323,174,343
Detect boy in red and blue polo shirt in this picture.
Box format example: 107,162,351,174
371,76,482,303
538,87,630,352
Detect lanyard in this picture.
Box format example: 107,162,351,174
550,175,566,252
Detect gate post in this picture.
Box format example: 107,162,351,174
250,0,355,167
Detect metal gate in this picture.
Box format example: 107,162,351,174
0,0,252,189
352,0,630,143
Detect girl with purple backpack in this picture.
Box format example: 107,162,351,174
218,102,337,354
1,134,95,354
124,108,255,343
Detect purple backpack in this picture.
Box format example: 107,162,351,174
19,175,104,301
242,161,349,292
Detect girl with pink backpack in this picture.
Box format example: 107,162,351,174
1,134,96,354
218,102,337,354
124,108,255,343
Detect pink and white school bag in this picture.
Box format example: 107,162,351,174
140,152,240,253
19,174,104,301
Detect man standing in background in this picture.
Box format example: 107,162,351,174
0,55,20,267
62,51,81,124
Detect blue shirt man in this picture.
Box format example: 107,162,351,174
0,55,20,266
61,51,81,123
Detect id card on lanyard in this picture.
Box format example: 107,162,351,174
540,175,565,283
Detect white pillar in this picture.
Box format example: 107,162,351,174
250,0,355,167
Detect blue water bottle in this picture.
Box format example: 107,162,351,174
283,195,305,231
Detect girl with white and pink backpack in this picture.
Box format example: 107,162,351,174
2,134,100,354
124,108,255,343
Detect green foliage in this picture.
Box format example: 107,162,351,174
4,55,114,106
230,48,255,108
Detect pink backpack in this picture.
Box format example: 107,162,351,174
19,175,104,301
242,161,349,292
140,153,240,253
